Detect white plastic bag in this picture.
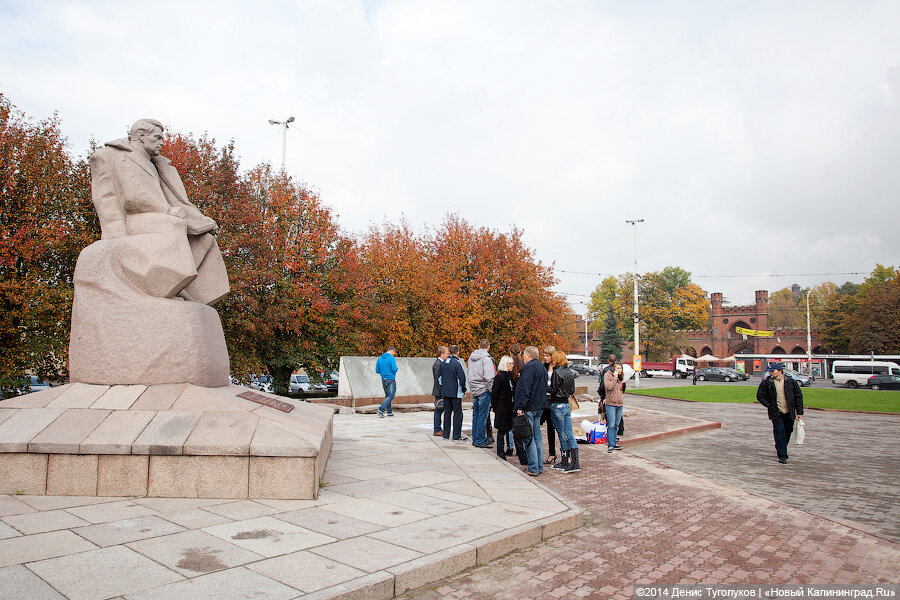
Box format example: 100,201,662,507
796,418,805,445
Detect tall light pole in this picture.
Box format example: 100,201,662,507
805,289,815,376
626,219,644,388
267,116,295,171
584,310,589,356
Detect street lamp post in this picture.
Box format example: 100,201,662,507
584,311,589,356
267,116,295,171
805,289,815,376
626,219,644,388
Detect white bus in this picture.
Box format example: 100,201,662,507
832,360,900,388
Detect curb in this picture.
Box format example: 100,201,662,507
632,393,900,416
619,420,722,446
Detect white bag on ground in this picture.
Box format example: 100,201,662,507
796,418,805,445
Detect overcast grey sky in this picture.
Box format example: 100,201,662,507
2,0,897,311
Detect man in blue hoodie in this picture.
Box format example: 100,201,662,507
514,346,549,475
439,344,468,441
375,346,398,417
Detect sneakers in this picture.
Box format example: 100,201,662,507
377,409,385,418
387,412,395,417
433,430,443,436
607,448,614,453
778,457,788,464
613,444,624,451
453,435,469,442
474,443,493,449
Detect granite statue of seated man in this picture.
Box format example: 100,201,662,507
68,119,230,387
90,118,229,304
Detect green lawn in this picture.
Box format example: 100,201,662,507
629,385,900,413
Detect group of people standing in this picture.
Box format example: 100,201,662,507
376,342,632,476
431,341,586,476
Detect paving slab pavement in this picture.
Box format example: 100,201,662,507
0,410,579,599
398,440,900,600
623,395,900,542
2,400,894,599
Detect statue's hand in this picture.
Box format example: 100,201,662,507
167,206,186,219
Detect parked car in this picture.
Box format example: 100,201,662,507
695,368,738,382
867,374,900,391
719,367,749,381
569,364,596,377
250,376,273,393
783,368,812,387
29,376,51,393
289,374,325,396
320,371,339,394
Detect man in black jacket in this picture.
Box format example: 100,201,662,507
514,346,549,475
432,346,449,436
440,345,468,441
756,362,804,464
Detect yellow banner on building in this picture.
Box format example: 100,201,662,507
735,326,775,338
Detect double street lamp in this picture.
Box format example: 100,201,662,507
267,116,295,171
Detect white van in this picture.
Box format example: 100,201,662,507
832,361,900,388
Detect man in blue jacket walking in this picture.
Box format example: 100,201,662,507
514,346,549,475
375,346,398,417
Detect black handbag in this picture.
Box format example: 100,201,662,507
512,414,532,439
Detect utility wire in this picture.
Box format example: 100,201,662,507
558,270,865,278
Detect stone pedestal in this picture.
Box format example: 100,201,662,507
0,384,332,499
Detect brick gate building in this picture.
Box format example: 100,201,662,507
681,290,824,359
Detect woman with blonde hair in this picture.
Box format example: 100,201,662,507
490,355,515,460
548,351,579,472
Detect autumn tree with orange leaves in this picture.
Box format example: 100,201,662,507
163,134,366,395
0,93,97,392
357,215,576,359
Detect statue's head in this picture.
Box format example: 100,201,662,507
129,119,165,157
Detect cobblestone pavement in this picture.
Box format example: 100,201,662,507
623,396,900,542
399,407,900,600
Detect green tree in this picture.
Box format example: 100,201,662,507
768,287,804,328
587,266,709,361
598,306,624,360
845,271,900,353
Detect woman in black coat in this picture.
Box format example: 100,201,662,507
490,355,515,460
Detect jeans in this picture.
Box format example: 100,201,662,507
772,412,794,460
549,402,576,451
605,404,623,449
442,397,463,439
523,410,543,474
433,398,444,433
379,379,396,414
472,392,491,445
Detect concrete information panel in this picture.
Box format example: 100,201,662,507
338,356,468,399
